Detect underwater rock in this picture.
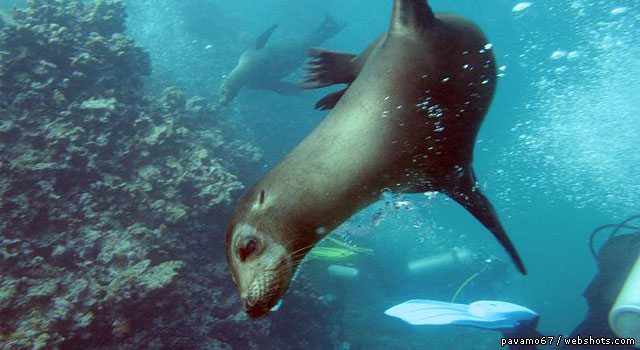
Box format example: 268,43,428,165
80,97,117,111
161,86,186,110
185,95,207,113
0,1,270,349
0,279,19,311
105,260,184,303
1,0,150,109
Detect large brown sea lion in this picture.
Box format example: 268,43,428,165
226,0,526,318
217,16,345,108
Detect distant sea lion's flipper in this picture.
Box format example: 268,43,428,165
390,0,436,35
298,48,357,89
446,170,527,275
315,15,346,43
254,24,279,50
267,81,302,96
314,88,347,111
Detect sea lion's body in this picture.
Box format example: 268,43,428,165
227,0,525,318
218,17,344,107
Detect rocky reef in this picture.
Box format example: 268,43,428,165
0,1,334,349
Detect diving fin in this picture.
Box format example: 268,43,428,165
448,169,527,275
385,299,538,331
254,24,278,50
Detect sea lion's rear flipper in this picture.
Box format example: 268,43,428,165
254,24,279,50
298,48,358,89
314,88,347,111
447,170,527,275
267,81,302,96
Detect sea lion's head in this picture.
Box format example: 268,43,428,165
226,222,294,318
218,76,241,107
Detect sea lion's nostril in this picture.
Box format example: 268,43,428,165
245,295,256,308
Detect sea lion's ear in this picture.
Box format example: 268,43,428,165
254,24,279,49
390,0,436,34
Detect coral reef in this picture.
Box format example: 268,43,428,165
0,1,334,349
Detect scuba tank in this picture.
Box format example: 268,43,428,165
407,247,475,276
328,264,360,281
609,251,640,346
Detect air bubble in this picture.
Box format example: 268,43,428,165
512,2,532,12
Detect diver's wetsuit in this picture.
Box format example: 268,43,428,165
507,232,640,350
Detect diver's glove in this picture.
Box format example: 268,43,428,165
385,299,539,332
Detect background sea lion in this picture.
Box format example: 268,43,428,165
226,0,526,318
217,15,345,108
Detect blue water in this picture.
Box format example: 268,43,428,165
4,0,638,348
124,0,639,344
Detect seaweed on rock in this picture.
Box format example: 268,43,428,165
0,1,335,349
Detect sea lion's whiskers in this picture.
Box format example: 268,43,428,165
285,242,316,259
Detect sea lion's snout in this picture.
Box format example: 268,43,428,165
244,296,263,318
227,223,292,318
244,291,274,318
218,78,240,108
242,271,279,318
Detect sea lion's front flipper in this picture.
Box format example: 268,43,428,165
254,24,279,50
267,81,302,96
298,48,358,89
446,170,527,275
314,88,347,111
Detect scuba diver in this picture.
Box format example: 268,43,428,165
386,215,640,349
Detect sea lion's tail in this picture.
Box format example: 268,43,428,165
314,15,346,43
448,170,527,275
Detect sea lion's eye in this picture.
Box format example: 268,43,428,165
238,238,258,262
246,239,258,256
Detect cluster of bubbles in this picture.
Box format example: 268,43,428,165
495,1,640,214
123,0,238,97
